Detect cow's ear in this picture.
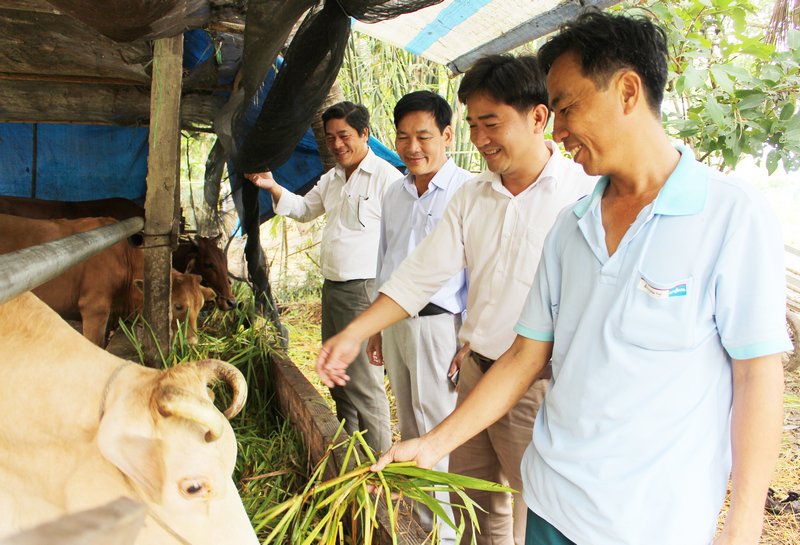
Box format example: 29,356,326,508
185,257,196,274
133,279,144,293
97,429,165,502
201,286,216,301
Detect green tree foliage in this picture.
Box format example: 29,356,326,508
340,33,486,172
340,1,798,175
628,0,800,173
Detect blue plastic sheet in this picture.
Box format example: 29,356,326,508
0,123,148,202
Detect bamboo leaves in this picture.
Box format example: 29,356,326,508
259,427,514,544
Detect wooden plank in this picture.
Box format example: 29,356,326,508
0,8,151,81
271,353,429,545
0,80,217,129
142,35,183,367
0,497,144,545
0,0,60,14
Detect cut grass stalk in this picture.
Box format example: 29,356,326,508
259,429,514,545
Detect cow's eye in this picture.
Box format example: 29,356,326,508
179,477,211,499
174,303,185,312
204,261,213,269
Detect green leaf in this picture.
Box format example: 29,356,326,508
683,65,708,90
704,97,726,127
760,64,782,84
785,129,800,146
780,103,796,122
709,65,734,94
788,30,800,50
766,150,780,175
736,93,766,110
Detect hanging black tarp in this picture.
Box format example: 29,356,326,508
212,0,443,338
46,0,209,42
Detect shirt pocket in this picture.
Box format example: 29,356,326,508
341,193,374,231
618,271,696,351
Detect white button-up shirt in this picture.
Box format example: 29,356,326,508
515,146,792,545
377,158,473,314
273,148,401,281
380,141,596,359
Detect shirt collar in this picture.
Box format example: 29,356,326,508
402,157,459,196
334,147,379,179
473,140,566,195
572,145,708,219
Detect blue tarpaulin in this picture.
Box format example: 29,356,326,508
0,31,403,222
0,123,148,202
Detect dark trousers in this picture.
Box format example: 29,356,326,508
525,510,576,545
321,278,391,452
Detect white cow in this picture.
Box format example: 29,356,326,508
0,291,259,545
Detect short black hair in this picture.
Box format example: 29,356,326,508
457,54,549,114
322,101,370,135
537,10,669,115
393,91,452,133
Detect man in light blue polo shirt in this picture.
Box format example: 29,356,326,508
370,10,790,545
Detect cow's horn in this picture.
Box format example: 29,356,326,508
156,386,226,443
196,359,248,420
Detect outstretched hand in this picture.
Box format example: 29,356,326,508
370,437,441,473
316,330,364,387
245,171,277,190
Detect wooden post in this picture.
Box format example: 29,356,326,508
143,35,183,368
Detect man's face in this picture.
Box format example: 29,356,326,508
546,52,622,176
325,118,369,171
465,93,537,177
395,111,452,181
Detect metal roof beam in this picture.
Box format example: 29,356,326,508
446,0,623,74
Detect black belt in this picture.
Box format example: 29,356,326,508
418,302,451,317
471,351,495,373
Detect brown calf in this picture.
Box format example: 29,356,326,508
0,214,214,346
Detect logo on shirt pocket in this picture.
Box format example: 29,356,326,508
619,272,696,351
638,277,688,299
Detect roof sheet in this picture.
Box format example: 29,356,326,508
354,0,621,74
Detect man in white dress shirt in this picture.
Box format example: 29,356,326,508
367,90,473,543
316,57,596,544
247,102,399,453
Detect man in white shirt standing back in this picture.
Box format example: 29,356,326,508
367,90,473,544
316,56,596,544
247,102,399,453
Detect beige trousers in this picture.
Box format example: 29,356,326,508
449,354,548,545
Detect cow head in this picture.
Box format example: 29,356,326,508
170,272,215,346
96,359,257,545
132,272,215,346
185,236,236,311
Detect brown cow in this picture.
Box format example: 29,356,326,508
0,196,236,310
0,214,214,346
173,235,237,310
0,195,144,220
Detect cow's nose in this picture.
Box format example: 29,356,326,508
226,297,236,309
